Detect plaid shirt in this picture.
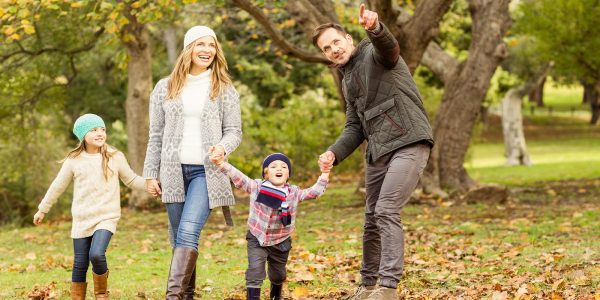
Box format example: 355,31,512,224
220,162,328,246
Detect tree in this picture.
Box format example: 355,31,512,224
229,0,512,193
515,0,600,124
0,0,188,209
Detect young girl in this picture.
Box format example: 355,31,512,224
209,151,329,300
33,113,145,300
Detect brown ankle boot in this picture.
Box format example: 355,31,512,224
71,282,87,300
92,270,109,299
166,247,199,300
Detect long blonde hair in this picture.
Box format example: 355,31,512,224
63,141,115,180
166,36,232,100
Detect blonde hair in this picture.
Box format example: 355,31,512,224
166,36,232,100
63,141,115,180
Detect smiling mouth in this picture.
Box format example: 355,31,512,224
197,55,211,61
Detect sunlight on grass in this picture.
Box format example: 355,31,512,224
467,138,600,185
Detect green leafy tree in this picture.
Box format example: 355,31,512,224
515,0,600,123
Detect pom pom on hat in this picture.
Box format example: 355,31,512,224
184,26,217,48
262,153,292,177
73,114,105,141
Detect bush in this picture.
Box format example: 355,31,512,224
230,85,363,183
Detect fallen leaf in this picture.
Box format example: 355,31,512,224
292,286,309,298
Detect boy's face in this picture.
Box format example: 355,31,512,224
264,160,290,187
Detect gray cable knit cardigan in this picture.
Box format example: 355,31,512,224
143,77,242,225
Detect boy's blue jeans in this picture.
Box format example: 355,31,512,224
165,164,212,251
72,229,113,282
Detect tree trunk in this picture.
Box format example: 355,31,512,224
502,64,551,165
424,0,511,192
528,76,545,107
502,87,531,166
588,82,600,125
163,26,178,67
121,6,153,208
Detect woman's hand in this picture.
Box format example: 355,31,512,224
146,179,162,196
33,211,45,225
209,145,225,167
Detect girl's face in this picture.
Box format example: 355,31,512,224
83,127,106,153
190,36,217,74
264,160,290,187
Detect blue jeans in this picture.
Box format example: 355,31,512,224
165,164,211,251
72,229,113,282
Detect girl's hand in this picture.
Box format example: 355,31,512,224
33,211,45,225
146,179,162,196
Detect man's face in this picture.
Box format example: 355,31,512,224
316,28,355,65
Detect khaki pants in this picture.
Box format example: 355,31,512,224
361,143,430,288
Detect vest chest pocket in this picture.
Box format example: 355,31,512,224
364,96,411,144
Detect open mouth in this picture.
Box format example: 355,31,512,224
197,55,211,62
275,172,283,178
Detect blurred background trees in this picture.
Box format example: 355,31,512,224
1,0,598,224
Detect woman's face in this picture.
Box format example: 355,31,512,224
190,36,217,74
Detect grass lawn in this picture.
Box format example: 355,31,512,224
468,82,600,186
1,181,599,299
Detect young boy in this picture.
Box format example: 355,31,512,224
209,151,329,300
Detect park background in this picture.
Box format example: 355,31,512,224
0,0,598,299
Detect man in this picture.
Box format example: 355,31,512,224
314,4,434,300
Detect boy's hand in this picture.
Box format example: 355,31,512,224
209,145,225,167
33,211,45,225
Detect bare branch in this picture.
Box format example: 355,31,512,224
421,41,459,83
230,0,329,64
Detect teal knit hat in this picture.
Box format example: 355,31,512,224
73,114,106,141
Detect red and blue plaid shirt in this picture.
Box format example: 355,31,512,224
220,163,328,246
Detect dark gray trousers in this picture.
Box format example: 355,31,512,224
361,143,430,288
245,231,292,288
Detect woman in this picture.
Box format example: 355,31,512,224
143,25,241,299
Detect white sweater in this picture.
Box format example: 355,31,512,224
38,149,145,238
179,70,211,164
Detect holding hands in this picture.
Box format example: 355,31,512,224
358,3,379,31
318,150,335,174
146,178,162,197
209,145,226,167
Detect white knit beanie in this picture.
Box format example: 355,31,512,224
183,26,217,48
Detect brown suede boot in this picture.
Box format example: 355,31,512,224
182,266,196,300
344,285,376,300
166,247,199,300
92,270,109,299
71,282,87,300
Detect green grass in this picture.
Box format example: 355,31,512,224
1,183,599,299
466,138,600,185
522,81,588,117
468,83,600,186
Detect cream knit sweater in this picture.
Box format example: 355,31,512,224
38,149,145,238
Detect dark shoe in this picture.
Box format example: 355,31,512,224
166,247,199,300
247,287,261,300
182,266,196,300
71,282,87,300
92,271,109,299
344,285,376,300
270,283,282,300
